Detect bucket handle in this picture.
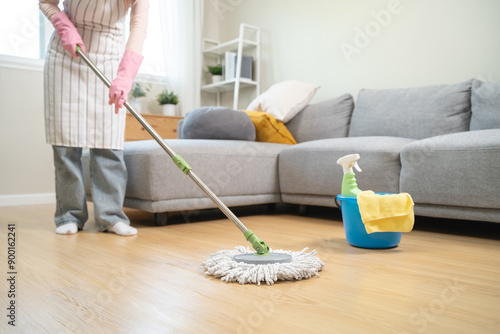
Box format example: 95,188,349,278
334,195,341,209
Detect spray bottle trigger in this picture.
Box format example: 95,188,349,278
354,161,362,172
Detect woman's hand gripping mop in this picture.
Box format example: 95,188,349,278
336,154,415,249
75,46,324,285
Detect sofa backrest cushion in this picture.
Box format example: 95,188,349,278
348,80,473,140
285,94,354,143
179,106,256,141
470,79,500,130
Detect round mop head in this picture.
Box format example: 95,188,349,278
202,246,325,285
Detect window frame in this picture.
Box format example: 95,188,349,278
0,5,166,85
0,54,45,71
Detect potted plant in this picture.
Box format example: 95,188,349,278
208,65,223,83
129,82,150,113
156,89,179,116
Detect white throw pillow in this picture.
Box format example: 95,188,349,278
246,80,320,123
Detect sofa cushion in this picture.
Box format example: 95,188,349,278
246,80,320,123
470,79,500,130
279,136,415,206
243,111,297,145
286,94,354,143
179,106,255,141
348,80,473,140
400,129,500,211
83,139,287,212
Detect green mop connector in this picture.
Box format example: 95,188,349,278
172,154,192,174
244,229,270,255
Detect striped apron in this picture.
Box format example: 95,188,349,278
44,0,129,150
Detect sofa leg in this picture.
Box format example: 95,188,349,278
267,203,277,214
153,212,169,226
298,204,309,216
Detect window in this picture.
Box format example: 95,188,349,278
125,0,167,82
0,3,55,60
0,0,166,82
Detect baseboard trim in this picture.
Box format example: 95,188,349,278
0,193,56,207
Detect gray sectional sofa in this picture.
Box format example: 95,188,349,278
83,79,500,225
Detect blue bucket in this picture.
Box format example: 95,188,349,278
336,194,402,249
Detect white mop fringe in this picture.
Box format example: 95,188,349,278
202,246,325,285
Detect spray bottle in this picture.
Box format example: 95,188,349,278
337,154,362,197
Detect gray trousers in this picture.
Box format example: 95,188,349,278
52,146,130,231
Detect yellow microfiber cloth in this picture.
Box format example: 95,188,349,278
357,190,415,234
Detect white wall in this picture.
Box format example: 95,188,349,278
1,0,499,203
0,65,55,203
207,0,500,105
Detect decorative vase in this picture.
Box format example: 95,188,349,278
131,98,142,113
162,104,176,116
211,75,223,84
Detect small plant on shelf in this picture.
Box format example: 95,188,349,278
207,65,223,76
207,65,223,83
156,89,179,116
130,82,150,98
129,82,150,113
156,89,179,105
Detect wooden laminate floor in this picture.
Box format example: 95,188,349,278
0,204,499,334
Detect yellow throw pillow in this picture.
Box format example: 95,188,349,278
243,111,297,145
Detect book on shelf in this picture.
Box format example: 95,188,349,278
224,51,253,81
224,51,236,81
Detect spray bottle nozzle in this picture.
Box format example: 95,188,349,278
353,161,362,172
337,154,362,174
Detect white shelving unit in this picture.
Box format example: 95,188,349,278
202,23,260,110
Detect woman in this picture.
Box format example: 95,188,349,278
39,0,149,235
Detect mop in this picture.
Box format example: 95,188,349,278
203,247,324,285
76,47,324,285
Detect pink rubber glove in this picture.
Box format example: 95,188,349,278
108,50,144,114
51,11,86,57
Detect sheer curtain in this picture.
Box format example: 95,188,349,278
159,0,203,115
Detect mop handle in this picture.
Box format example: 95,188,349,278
75,47,249,234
